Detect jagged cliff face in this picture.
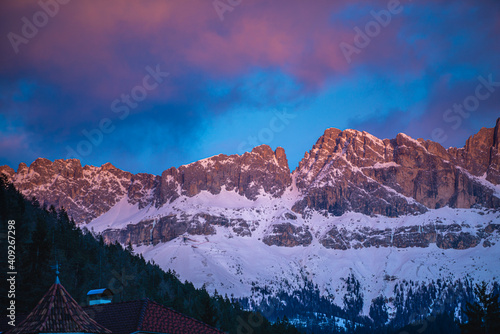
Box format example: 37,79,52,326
1,119,500,314
0,119,499,232
292,118,500,217
0,146,291,223
0,159,158,223
156,145,291,206
448,117,500,185
320,221,500,250
100,213,260,246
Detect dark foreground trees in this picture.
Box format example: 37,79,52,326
0,175,301,334
460,282,500,334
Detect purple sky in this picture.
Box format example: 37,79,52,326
1,0,499,174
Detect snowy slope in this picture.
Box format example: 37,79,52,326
86,186,500,315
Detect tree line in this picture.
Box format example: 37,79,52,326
1,174,499,333
0,175,301,334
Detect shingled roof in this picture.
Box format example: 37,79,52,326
83,299,225,334
6,282,111,334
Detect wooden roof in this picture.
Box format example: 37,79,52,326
84,299,226,334
6,282,111,334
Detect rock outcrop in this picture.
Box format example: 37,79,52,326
100,213,259,246
0,145,291,223
292,118,500,217
0,118,499,249
448,117,500,185
156,145,291,205
0,159,158,223
320,221,497,250
263,223,313,247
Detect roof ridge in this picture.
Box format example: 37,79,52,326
58,284,103,332
6,283,111,334
7,284,58,334
136,298,150,331
147,299,224,332
34,283,57,332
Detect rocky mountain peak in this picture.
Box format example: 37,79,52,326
447,117,500,184
295,127,392,186
250,145,289,171
17,162,28,173
0,158,154,223
156,145,292,206
274,146,289,170
318,127,343,144
1,119,498,224
101,162,118,171
0,165,15,178
251,144,274,159
293,121,500,217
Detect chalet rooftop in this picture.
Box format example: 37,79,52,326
5,282,111,334
2,282,225,334
83,299,225,334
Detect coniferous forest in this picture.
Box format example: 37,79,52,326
0,176,301,334
1,175,500,333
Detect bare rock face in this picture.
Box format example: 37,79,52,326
263,223,313,247
0,119,498,234
292,129,428,217
0,165,15,177
232,220,253,237
100,213,256,246
293,118,500,217
101,215,188,246
0,145,291,223
448,117,500,185
0,158,158,223
320,221,490,250
156,145,291,205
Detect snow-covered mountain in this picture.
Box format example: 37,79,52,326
1,118,499,324
92,194,500,318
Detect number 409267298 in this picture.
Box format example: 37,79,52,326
7,220,15,271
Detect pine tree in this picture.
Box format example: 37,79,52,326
0,172,302,334
28,216,52,276
460,282,500,334
369,295,388,328
198,285,217,326
126,241,134,254
343,273,364,332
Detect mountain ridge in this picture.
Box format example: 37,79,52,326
1,118,498,224
1,119,500,321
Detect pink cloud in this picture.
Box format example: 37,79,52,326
1,0,374,93
2,0,497,98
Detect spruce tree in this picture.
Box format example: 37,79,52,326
369,295,388,328
460,282,500,334
343,273,363,332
